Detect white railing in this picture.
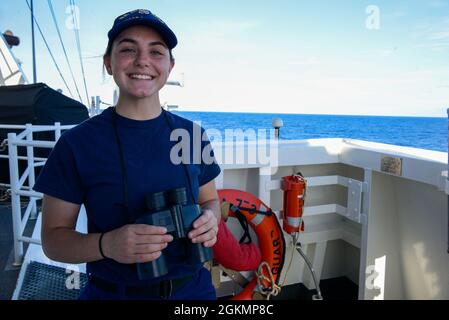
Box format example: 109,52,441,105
4,123,75,266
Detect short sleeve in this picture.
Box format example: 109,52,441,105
198,129,221,186
33,135,85,204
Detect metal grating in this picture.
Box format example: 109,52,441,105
18,261,87,300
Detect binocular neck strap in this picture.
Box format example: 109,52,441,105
112,109,131,218
111,108,196,218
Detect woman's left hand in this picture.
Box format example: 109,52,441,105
188,209,218,247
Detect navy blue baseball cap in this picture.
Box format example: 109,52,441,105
107,9,177,49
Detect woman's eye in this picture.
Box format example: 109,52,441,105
120,48,135,53
150,50,163,56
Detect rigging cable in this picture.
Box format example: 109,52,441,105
69,0,90,105
24,0,74,98
47,0,82,102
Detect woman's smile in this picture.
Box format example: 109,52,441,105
128,73,155,80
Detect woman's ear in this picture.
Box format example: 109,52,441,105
169,59,175,74
103,55,113,75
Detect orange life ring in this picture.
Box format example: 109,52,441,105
217,189,286,300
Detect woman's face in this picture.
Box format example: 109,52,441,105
104,25,174,100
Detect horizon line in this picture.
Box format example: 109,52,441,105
171,108,448,119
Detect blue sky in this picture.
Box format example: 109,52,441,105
1,0,448,116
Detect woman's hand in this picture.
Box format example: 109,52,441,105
188,209,218,247
102,224,173,264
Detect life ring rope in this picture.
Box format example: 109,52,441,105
256,261,281,300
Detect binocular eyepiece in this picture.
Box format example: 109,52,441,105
136,187,213,280
146,188,188,212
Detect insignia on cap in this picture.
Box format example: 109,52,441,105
118,12,130,20
138,9,150,15
119,9,150,20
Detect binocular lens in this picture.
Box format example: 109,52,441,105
146,192,167,212
167,188,187,205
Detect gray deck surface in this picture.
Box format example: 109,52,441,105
0,202,20,300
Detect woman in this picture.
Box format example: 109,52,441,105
34,9,221,300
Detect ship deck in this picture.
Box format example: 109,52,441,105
2,135,448,300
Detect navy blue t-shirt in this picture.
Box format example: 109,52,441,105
34,107,221,286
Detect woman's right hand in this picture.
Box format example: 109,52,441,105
101,225,173,264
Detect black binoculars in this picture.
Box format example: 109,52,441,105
135,187,213,280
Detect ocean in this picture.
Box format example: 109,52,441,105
174,111,448,153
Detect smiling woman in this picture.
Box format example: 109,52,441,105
32,9,222,301
104,26,174,104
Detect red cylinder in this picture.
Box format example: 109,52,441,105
281,175,306,234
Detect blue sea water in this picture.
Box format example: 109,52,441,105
174,112,448,153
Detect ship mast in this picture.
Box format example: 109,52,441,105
31,0,37,83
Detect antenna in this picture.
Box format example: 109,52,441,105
166,73,185,87
30,0,36,83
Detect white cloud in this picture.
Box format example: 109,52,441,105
384,11,407,18
430,31,449,39
288,57,321,66
428,0,448,7
159,61,449,117
392,11,407,17
414,42,449,52
410,16,449,52
187,19,260,38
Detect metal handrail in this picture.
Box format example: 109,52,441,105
5,123,75,265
